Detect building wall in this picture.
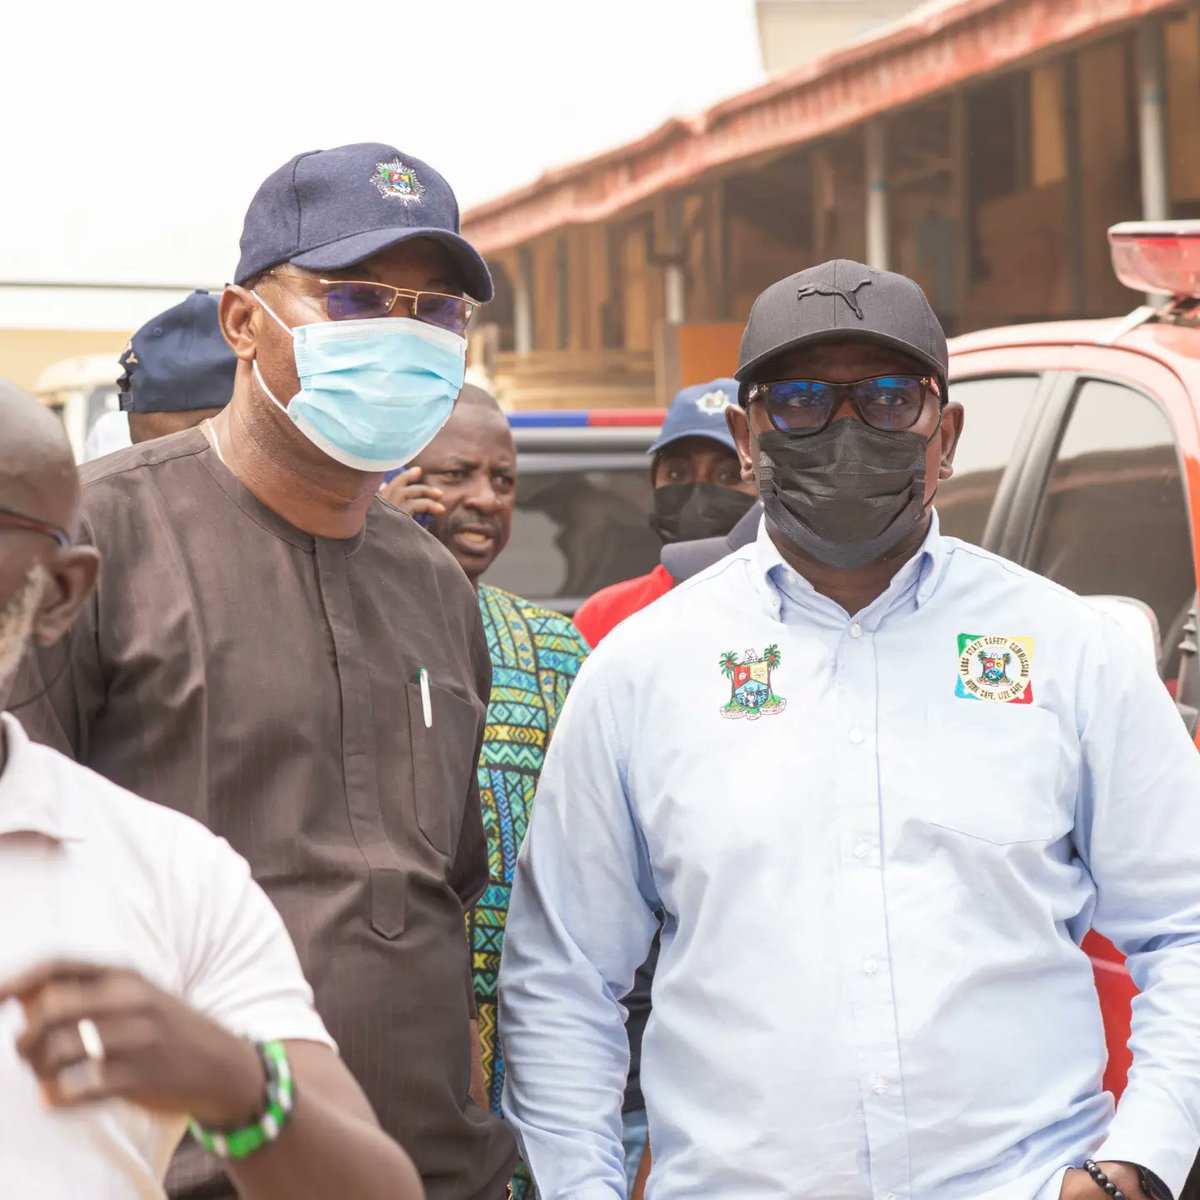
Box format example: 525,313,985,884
478,10,1195,405
0,328,129,392
1076,36,1141,313
1167,6,1200,212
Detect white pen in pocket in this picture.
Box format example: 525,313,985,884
418,668,433,728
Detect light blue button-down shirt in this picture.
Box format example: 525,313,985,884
499,516,1200,1199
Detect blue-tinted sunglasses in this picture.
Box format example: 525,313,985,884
745,374,943,436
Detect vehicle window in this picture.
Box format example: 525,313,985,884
1027,379,1194,674
483,466,660,612
938,375,1040,544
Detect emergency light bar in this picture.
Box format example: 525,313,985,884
506,409,666,429
1109,221,1200,299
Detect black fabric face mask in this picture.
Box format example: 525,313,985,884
757,418,935,570
650,483,758,546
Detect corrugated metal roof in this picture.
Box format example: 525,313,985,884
464,0,1185,254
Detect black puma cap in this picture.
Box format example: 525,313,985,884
734,259,948,390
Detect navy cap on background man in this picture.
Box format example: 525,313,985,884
573,378,757,648
118,290,236,444
16,142,517,1200
82,290,237,463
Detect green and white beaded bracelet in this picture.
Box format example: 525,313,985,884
189,1039,295,1161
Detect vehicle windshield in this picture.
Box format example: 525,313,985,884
484,465,660,612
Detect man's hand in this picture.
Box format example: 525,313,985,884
1060,1163,1150,1199
379,466,445,517
0,959,264,1127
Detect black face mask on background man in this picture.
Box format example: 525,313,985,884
650,483,758,546
757,418,936,570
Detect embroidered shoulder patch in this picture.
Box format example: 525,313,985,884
955,634,1034,704
719,645,787,720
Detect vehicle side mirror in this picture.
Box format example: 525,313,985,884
1084,595,1162,669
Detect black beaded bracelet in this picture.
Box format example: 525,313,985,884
1084,1160,1129,1200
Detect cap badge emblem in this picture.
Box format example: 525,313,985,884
695,388,732,414
719,646,787,721
372,159,425,205
797,275,871,320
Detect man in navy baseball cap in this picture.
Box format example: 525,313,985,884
117,290,235,444
21,144,517,1200
574,378,757,650
221,141,489,477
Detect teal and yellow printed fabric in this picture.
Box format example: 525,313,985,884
470,584,589,1197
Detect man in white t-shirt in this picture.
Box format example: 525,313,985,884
0,378,423,1198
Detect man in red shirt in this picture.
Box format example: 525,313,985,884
574,379,757,648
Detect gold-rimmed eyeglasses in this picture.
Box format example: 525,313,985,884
268,272,479,336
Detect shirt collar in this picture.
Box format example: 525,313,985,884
0,714,84,842
748,509,949,621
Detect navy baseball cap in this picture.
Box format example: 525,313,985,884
234,143,493,302
735,260,948,388
649,378,739,456
118,291,236,414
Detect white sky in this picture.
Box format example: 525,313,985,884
1,0,763,327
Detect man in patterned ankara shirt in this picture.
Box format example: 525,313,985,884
396,385,589,1197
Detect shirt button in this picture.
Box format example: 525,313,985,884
849,727,865,745
849,622,863,639
872,1076,889,1095
853,840,870,860
863,957,879,975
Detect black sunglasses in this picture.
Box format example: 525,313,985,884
0,506,71,548
746,374,944,436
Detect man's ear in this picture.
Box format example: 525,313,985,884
219,285,261,363
32,547,100,648
938,401,965,481
726,405,756,482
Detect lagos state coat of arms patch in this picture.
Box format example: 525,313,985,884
372,158,425,204
719,646,787,720
694,388,732,414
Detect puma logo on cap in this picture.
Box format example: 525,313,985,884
796,274,871,320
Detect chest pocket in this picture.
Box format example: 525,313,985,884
919,703,1066,844
407,681,481,856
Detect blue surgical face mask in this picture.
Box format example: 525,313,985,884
253,292,466,472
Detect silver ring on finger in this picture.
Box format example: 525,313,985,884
77,1017,106,1063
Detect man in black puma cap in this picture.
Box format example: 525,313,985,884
664,258,945,582
501,260,1196,1200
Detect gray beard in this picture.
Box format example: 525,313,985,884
0,564,49,701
